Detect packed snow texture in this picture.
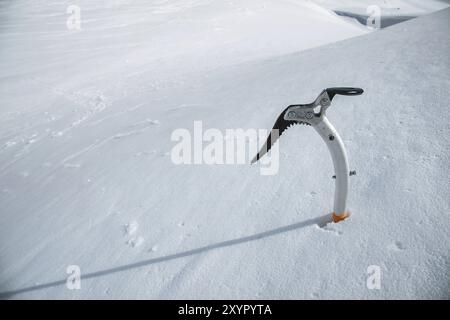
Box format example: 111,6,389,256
0,0,449,299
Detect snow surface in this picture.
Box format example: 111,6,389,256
311,0,450,28
0,1,449,299
312,0,449,16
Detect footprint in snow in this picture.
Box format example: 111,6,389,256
123,221,146,248
388,241,406,251
51,131,64,138
310,292,320,299
2,141,17,150
24,134,38,145
146,119,160,125
124,221,139,236
127,236,145,248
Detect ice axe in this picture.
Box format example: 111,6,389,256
251,87,364,223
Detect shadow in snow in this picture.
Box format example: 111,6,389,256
0,214,333,299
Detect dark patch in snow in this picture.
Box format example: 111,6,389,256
334,11,416,28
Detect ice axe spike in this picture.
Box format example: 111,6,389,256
252,87,364,223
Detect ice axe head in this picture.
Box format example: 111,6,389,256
251,87,363,163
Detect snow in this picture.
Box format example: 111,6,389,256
311,0,449,16
311,0,450,28
0,1,449,299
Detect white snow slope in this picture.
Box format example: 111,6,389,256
0,1,449,299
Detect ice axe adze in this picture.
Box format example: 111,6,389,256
251,87,364,223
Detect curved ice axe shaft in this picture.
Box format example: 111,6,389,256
313,116,349,221
252,87,364,222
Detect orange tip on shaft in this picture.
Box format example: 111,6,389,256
332,211,350,223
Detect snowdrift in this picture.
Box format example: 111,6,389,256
0,2,449,299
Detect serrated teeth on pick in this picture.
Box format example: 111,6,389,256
253,116,308,163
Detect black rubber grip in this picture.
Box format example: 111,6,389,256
326,87,364,100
